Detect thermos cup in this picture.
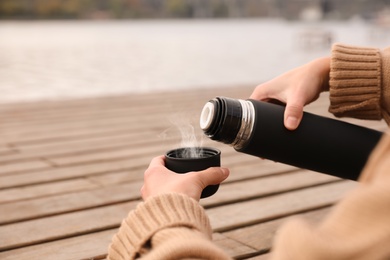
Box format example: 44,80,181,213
200,96,383,181
165,147,221,198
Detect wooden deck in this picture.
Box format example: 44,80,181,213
0,86,387,260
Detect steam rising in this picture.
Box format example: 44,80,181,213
177,123,204,158
162,113,205,158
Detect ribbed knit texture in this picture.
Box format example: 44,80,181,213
381,47,390,124
140,227,231,260
107,193,220,260
329,43,382,121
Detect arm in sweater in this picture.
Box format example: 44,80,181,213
329,44,390,124
107,193,231,260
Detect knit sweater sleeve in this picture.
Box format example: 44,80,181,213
328,43,390,124
107,193,231,260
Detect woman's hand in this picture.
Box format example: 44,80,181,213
141,155,229,201
250,57,331,130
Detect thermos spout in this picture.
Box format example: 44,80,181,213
200,97,255,149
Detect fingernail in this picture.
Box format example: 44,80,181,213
286,116,298,130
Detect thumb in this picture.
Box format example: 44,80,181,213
284,102,304,130
195,167,230,188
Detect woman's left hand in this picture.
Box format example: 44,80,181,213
141,155,229,201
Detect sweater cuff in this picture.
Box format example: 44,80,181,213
329,43,382,120
107,193,212,260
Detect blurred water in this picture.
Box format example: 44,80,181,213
0,19,389,103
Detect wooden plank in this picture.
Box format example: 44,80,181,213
86,170,145,187
43,139,182,166
0,229,115,260
0,158,146,189
0,169,149,204
0,122,159,146
225,158,298,182
207,181,356,232
0,146,17,155
0,108,173,139
0,202,137,251
0,102,173,124
212,232,257,259
4,131,166,162
0,160,51,176
0,178,100,204
0,114,186,149
0,117,171,146
202,170,340,208
0,96,167,121
0,182,143,224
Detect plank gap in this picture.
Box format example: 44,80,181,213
236,249,271,260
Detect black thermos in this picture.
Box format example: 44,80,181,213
200,97,383,181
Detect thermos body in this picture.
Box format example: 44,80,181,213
200,97,383,181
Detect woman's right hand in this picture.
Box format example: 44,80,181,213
250,57,331,130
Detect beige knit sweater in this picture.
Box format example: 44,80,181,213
107,43,390,260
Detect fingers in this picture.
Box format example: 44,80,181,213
250,82,271,100
284,103,304,130
252,83,304,130
250,80,289,105
143,155,167,191
283,88,307,130
143,154,230,200
148,155,165,168
195,167,230,188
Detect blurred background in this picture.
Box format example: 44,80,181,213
0,0,390,103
